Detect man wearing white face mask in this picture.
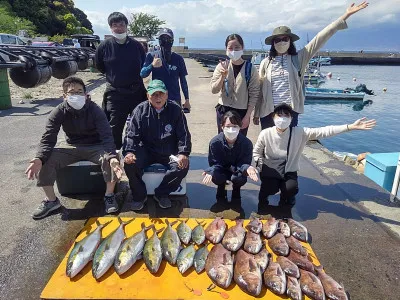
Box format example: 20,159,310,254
253,104,376,207
95,12,147,150
202,111,259,208
25,77,123,219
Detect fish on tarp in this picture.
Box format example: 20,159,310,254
177,244,196,274
205,217,226,244
114,222,150,276
92,217,135,280
299,269,326,300
234,250,262,296
192,219,206,245
288,218,308,242
177,219,192,245
268,233,289,256
262,216,279,238
287,276,302,300
243,230,263,254
279,220,291,237
254,247,271,273
286,236,308,256
263,260,287,295
66,219,112,278
205,243,234,289
161,219,181,265
245,215,263,234
143,225,164,274
315,265,348,300
277,256,300,278
222,219,246,252
287,250,314,273
193,245,209,274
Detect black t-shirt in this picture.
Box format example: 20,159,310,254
233,62,245,79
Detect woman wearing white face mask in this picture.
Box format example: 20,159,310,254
253,104,376,207
202,111,259,207
211,34,260,136
254,2,369,130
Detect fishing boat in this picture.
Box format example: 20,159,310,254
306,87,365,100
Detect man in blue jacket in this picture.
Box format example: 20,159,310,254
122,80,191,210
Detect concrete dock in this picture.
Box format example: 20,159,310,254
0,59,399,299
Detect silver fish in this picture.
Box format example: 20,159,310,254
143,225,164,274
114,222,150,276
92,217,134,280
279,220,291,237
161,219,181,265
177,244,196,274
66,220,112,278
243,230,263,254
177,219,192,245
262,216,279,238
205,217,227,244
222,219,246,252
192,219,206,245
193,245,209,274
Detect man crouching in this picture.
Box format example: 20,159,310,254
25,76,123,219
123,79,191,210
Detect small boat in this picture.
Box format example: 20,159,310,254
306,87,365,100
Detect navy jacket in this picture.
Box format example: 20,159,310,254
206,132,253,175
123,100,191,157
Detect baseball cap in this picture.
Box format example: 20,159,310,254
147,80,167,95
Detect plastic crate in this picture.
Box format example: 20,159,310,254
143,164,186,195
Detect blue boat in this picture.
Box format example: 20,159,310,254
306,87,365,101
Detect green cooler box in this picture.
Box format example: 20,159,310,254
365,152,400,191
56,161,106,195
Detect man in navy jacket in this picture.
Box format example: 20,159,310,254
122,80,191,210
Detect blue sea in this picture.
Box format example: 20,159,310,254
301,65,400,155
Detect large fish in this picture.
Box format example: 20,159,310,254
193,245,209,274
263,260,287,295
299,269,326,300
143,225,164,274
177,244,196,274
277,256,300,278
286,236,308,257
161,219,181,265
262,216,279,238
287,250,314,273
205,217,226,244
268,233,289,256
279,220,291,237
254,247,271,273
315,265,348,300
205,243,234,289
288,218,308,242
192,219,206,245
246,216,263,234
92,217,134,280
177,219,192,245
222,219,246,252
114,222,149,276
66,220,112,278
233,250,262,296
287,276,302,300
243,230,263,254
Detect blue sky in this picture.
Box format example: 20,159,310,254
75,0,400,51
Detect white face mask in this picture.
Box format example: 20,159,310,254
223,126,240,140
274,116,292,130
66,95,86,110
274,41,290,54
112,31,127,40
226,50,243,62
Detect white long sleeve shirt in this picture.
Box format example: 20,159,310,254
253,125,348,173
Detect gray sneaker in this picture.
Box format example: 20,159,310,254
153,195,172,209
104,194,118,214
128,197,147,211
32,198,61,220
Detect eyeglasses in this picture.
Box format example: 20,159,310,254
274,36,290,43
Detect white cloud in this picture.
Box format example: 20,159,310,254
86,0,400,39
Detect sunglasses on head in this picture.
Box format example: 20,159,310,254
274,36,290,43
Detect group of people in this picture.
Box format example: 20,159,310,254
25,2,376,220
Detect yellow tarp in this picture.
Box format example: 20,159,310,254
41,217,320,300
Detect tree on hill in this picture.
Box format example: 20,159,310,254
0,1,37,36
128,12,165,38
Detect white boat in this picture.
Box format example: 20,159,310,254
306,87,365,100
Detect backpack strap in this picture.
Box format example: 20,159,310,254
245,60,252,87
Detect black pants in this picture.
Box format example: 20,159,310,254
260,111,299,130
216,105,249,136
124,148,189,202
259,172,299,203
103,89,146,149
211,166,247,188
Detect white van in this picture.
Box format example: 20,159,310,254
0,33,26,45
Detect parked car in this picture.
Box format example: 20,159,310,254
31,42,63,47
0,33,26,45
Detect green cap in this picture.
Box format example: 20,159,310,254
147,79,167,95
